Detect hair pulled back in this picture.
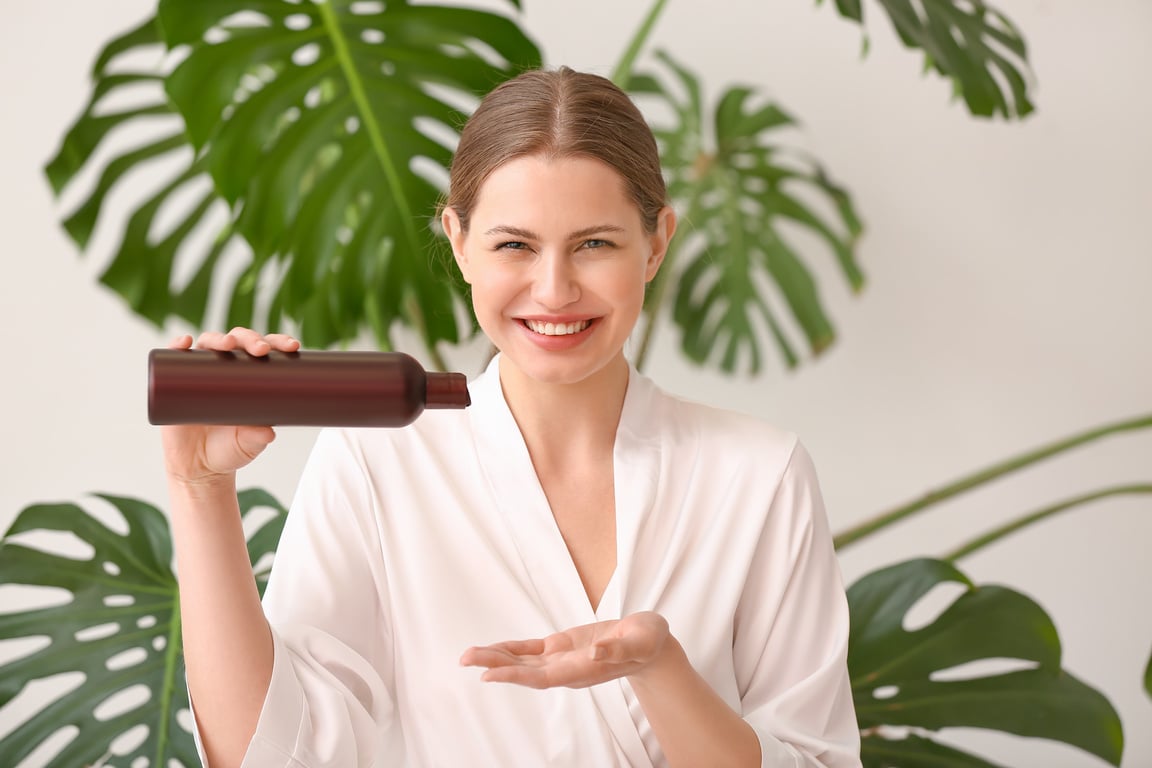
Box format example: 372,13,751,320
445,67,666,233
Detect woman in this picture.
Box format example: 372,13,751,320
165,67,861,767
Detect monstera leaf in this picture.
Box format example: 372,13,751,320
826,0,1034,119
629,50,864,373
47,1,541,357
848,558,1123,767
0,490,286,767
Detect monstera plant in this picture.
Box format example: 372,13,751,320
6,0,1145,766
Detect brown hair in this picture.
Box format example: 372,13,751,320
445,67,666,233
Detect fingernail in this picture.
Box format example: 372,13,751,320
590,646,605,661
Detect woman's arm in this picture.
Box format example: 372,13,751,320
626,633,761,768
170,477,274,768
161,329,298,767
460,612,760,767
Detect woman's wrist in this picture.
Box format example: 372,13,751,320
627,631,686,693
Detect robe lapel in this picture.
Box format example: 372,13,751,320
467,357,596,632
589,365,663,767
468,357,663,767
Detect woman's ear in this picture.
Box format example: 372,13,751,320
441,206,472,284
645,206,677,282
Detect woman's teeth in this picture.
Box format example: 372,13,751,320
524,319,591,336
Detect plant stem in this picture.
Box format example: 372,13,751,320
634,236,680,372
833,413,1152,550
155,593,182,766
318,2,438,355
610,0,670,88
943,484,1152,561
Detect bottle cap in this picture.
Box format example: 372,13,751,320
426,372,471,409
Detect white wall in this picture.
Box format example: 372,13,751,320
2,1,1150,766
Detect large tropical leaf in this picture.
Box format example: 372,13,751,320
47,1,540,358
630,50,864,373
0,489,286,767
848,558,1123,767
43,17,237,332
824,0,1034,119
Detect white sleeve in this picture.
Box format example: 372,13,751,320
735,441,862,768
193,428,403,767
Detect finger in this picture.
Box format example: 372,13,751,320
485,639,547,656
459,646,539,669
263,333,301,352
590,627,659,665
195,331,240,351
479,666,551,690
235,425,276,459
227,327,273,356
168,334,193,350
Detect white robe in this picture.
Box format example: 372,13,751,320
201,357,861,767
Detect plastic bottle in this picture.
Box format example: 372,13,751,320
148,349,470,427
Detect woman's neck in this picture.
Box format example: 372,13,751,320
497,354,630,464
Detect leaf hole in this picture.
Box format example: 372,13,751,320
380,60,396,77
109,723,150,756
103,561,122,576
0,584,73,614
106,646,149,671
361,28,385,45
902,581,967,632
285,13,312,31
76,622,121,642
345,115,361,135
94,683,152,721
177,708,196,734
103,594,136,608
871,685,900,700
930,657,1039,682
0,635,51,666
292,42,321,68
5,529,95,561
153,635,168,652
203,27,229,45
8,724,79,768
137,615,158,629
410,155,450,194
350,1,385,14
304,85,325,109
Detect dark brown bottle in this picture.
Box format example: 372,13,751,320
148,349,470,427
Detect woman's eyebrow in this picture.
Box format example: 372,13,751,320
482,224,627,240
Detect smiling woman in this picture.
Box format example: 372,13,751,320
163,67,861,768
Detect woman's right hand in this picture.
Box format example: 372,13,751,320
161,328,301,488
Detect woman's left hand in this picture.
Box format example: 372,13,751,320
460,611,670,689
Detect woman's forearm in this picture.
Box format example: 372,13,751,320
628,636,761,768
170,477,274,768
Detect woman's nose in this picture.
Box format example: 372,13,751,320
530,253,580,308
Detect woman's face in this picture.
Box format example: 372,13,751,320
444,154,675,387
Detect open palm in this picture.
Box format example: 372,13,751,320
460,611,670,690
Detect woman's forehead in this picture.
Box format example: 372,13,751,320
470,155,641,231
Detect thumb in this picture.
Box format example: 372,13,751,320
235,425,276,462
589,633,644,664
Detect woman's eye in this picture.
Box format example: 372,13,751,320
583,239,612,250
496,241,528,251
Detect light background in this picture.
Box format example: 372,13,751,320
1,1,1149,766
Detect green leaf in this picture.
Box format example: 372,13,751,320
0,491,286,766
155,0,540,352
848,559,1124,766
862,733,1007,768
1144,645,1152,702
42,14,254,332
633,50,863,374
828,0,1035,119
48,2,539,355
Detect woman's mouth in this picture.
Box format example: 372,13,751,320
522,319,593,336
